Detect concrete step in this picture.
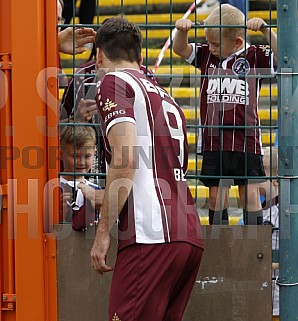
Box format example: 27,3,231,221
187,131,276,146
60,45,276,64
69,10,277,25
93,0,188,6
198,215,242,225
73,0,276,15
61,27,277,43
76,0,276,8
60,48,180,62
190,184,239,197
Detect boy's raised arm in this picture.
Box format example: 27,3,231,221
173,19,194,59
247,17,277,64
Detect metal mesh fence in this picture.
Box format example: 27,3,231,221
58,0,278,226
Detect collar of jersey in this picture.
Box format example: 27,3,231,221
221,42,250,69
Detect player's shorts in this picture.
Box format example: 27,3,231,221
109,242,203,321
200,151,265,187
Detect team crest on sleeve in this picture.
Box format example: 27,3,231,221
259,44,271,57
232,58,250,76
103,98,117,112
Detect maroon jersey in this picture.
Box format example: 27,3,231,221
187,43,275,154
60,62,157,119
96,69,203,250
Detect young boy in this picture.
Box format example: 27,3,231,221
173,4,277,225
60,125,103,230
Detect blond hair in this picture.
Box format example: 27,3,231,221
204,4,246,40
263,147,278,177
60,125,96,149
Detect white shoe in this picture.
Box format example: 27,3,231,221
196,0,220,15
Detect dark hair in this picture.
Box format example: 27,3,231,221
95,17,142,64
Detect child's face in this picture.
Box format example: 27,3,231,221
205,31,239,59
61,142,96,178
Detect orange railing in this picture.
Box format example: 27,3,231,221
0,1,59,320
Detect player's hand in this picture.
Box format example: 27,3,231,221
247,18,266,32
175,19,194,32
78,183,104,209
74,99,98,122
90,231,113,274
58,27,96,54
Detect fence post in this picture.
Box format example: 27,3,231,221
277,0,298,320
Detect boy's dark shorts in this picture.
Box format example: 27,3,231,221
200,151,265,187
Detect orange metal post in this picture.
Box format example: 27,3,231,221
0,68,16,321
0,1,11,54
45,0,60,225
0,0,59,320
0,53,15,317
0,0,15,320
44,1,59,320
9,0,47,319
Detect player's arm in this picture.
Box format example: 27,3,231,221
247,18,277,65
99,121,136,231
90,121,136,273
78,185,105,209
173,19,194,59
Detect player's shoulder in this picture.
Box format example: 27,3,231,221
99,71,137,99
104,69,154,90
105,69,139,81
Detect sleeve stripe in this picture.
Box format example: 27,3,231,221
106,117,136,135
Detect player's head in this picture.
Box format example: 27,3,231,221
95,17,143,66
60,125,96,178
204,4,246,59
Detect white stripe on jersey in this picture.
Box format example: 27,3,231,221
106,117,136,135
108,71,167,244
